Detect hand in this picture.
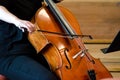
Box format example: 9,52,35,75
14,19,35,33
0,6,35,33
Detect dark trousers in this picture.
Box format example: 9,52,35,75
0,54,57,80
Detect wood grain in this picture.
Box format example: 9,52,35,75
59,1,120,39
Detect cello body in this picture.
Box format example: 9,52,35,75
28,0,112,80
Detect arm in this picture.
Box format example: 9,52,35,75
0,6,35,32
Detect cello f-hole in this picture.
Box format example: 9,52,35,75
64,49,72,69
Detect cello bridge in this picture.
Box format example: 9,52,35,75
72,49,88,59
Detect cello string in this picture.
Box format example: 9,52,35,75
37,28,95,63
75,37,95,71
35,1,96,77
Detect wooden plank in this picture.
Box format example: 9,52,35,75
103,62,120,71
83,39,113,44
85,44,120,59
111,72,120,77
100,58,120,63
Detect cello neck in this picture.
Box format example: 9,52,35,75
45,0,77,39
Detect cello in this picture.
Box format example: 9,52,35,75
28,0,113,80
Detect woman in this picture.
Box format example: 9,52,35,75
0,0,62,80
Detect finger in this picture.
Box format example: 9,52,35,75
18,23,29,32
26,23,35,32
24,21,35,30
20,27,27,32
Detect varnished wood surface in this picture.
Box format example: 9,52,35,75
58,0,120,78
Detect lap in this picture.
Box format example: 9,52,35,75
0,55,57,80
